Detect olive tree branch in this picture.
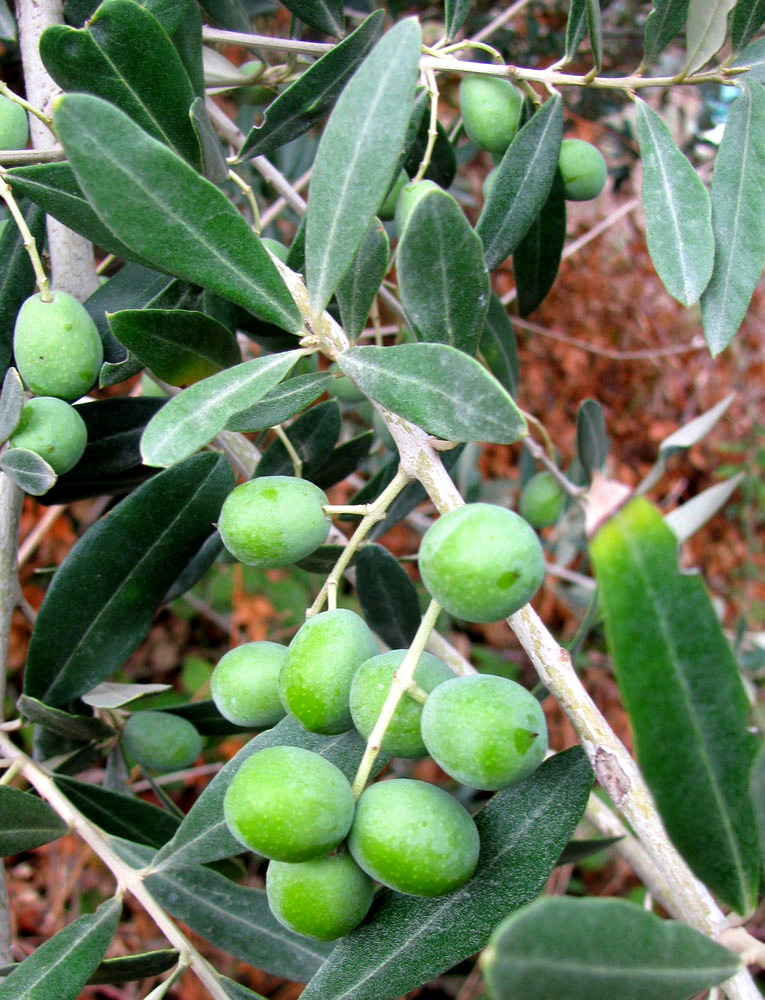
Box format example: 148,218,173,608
0,172,51,300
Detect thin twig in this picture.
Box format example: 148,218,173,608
17,504,65,568
513,316,707,361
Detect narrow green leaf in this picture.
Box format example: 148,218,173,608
143,0,205,96
279,0,343,35
0,449,56,496
643,0,690,65
162,531,223,605
750,741,765,854
23,453,234,705
198,0,249,31
701,83,765,355
255,399,342,478
685,0,738,72
220,978,268,1000
636,100,714,306
86,949,179,985
337,344,527,444
398,190,490,356
404,100,457,189
81,681,172,709
108,309,241,387
336,218,390,341
0,786,69,857
225,372,333,432
0,897,121,1000
659,392,734,457
0,202,46,374
306,18,421,311
163,699,250,736
576,398,608,480
310,430,374,490
40,0,201,167
482,897,741,1000
585,0,603,68
300,748,593,1000
564,0,588,62
557,836,622,865
480,293,520,397
17,694,116,741
514,172,566,317
477,96,563,271
140,350,302,467
0,367,23,445
0,0,16,42
238,12,384,159
590,497,760,913
356,544,420,648
732,0,765,51
732,35,765,80
190,97,229,185
664,473,745,543
445,0,472,39
54,94,302,333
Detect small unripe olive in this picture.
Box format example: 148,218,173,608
218,475,330,568
261,237,290,263
421,674,548,790
0,94,29,150
279,609,379,734
558,139,607,201
266,852,375,940
348,779,480,897
349,650,452,758
122,711,202,774
224,745,355,861
519,471,565,528
211,641,287,728
418,503,545,622
459,76,523,156
13,290,103,401
394,179,441,237
378,168,409,221
9,396,87,474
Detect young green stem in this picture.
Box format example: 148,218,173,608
272,424,303,478
0,82,53,129
411,68,440,184
0,174,51,300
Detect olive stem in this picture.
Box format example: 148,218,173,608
522,432,587,499
272,423,303,478
411,67,440,185
228,168,261,233
351,598,442,799
0,173,51,301
0,82,53,129
322,504,373,515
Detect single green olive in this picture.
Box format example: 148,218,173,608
279,609,379,734
266,852,375,940
224,745,355,861
211,641,287,728
13,290,103,401
394,179,441,238
348,778,480,897
418,503,545,622
558,139,607,201
378,168,409,221
9,396,87,475
459,76,523,156
421,674,548,790
0,94,29,150
349,650,452,758
122,711,202,774
519,471,565,528
217,475,330,568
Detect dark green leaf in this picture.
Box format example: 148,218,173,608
557,836,622,865
686,0,737,73
0,367,23,445
108,309,241,387
750,742,765,854
590,497,760,913
0,786,69,856
17,695,116,741
403,104,457,189
514,172,566,317
145,864,333,980
220,978,268,1000
24,453,234,706
576,398,608,480
701,83,765,355
297,543,357,573
198,0,249,31
280,0,343,35
306,18,421,312
482,896,740,1000
87,949,179,985
0,897,121,1000
585,0,603,68
144,0,204,95
480,293,519,397
0,448,56,496
54,94,302,332
356,544,420,648
477,96,563,271
163,530,223,604
141,350,302,467
163,699,250,736
54,775,180,848
225,372,332,432
564,0,588,62
310,430,374,489
190,97,229,184
336,219,390,341
238,12,384,159
0,202,46,375
255,399,342,477
338,344,527,444
636,100,714,306
642,0,690,64
445,0,472,39
40,0,201,167
300,748,593,1000
733,36,765,80
398,190,489,356
732,0,765,52
0,0,16,41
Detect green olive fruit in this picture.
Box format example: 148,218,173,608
218,475,330,568
348,779,480,896
13,290,103,401
122,711,202,774
349,650,452,758
266,852,375,940
418,503,544,622
224,745,355,861
279,609,379,734
421,674,548,790
330,365,366,404
558,138,607,201
0,94,29,150
394,179,441,237
261,237,290,263
519,471,565,528
378,168,409,221
459,76,523,156
9,397,87,474
211,641,287,728
240,58,265,79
